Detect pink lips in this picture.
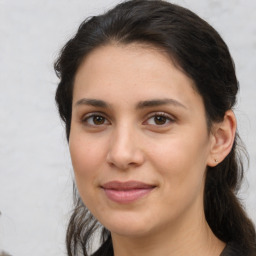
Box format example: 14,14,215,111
101,181,155,204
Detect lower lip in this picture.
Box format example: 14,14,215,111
103,188,154,204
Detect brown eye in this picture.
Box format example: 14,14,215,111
154,116,168,125
93,115,105,125
144,112,175,127
83,114,110,126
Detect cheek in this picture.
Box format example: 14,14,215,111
69,130,107,169
150,133,209,192
148,138,208,221
69,135,106,196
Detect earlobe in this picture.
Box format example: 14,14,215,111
207,110,236,167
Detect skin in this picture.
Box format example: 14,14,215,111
69,43,236,256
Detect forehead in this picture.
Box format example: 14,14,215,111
73,43,202,111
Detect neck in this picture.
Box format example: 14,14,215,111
111,210,225,256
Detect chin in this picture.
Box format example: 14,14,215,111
108,223,153,238
97,210,156,238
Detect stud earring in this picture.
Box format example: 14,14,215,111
214,159,218,163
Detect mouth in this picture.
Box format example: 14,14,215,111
101,180,156,204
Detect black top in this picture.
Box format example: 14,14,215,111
220,243,242,256
93,239,256,256
220,242,256,256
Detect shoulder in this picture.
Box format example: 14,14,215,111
220,242,256,256
92,236,113,256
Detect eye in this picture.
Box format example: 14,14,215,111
144,112,174,126
82,113,110,126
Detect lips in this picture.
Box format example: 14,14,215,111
101,181,156,204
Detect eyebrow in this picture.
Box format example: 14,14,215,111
75,98,109,108
75,98,187,109
136,98,187,109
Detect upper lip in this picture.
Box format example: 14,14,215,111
101,180,156,190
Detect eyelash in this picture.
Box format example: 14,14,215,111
81,112,175,127
144,112,175,126
82,112,110,126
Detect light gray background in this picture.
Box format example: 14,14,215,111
0,0,255,255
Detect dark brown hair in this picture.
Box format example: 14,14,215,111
54,1,256,255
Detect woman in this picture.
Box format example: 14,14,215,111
54,0,256,255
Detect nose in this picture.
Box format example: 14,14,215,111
106,125,145,170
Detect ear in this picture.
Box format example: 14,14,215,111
207,110,236,167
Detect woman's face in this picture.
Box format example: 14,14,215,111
69,44,215,238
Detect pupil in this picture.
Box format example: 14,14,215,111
93,116,104,125
154,116,166,125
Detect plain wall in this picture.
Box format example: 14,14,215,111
0,0,255,255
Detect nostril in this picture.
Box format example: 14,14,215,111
106,147,145,170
